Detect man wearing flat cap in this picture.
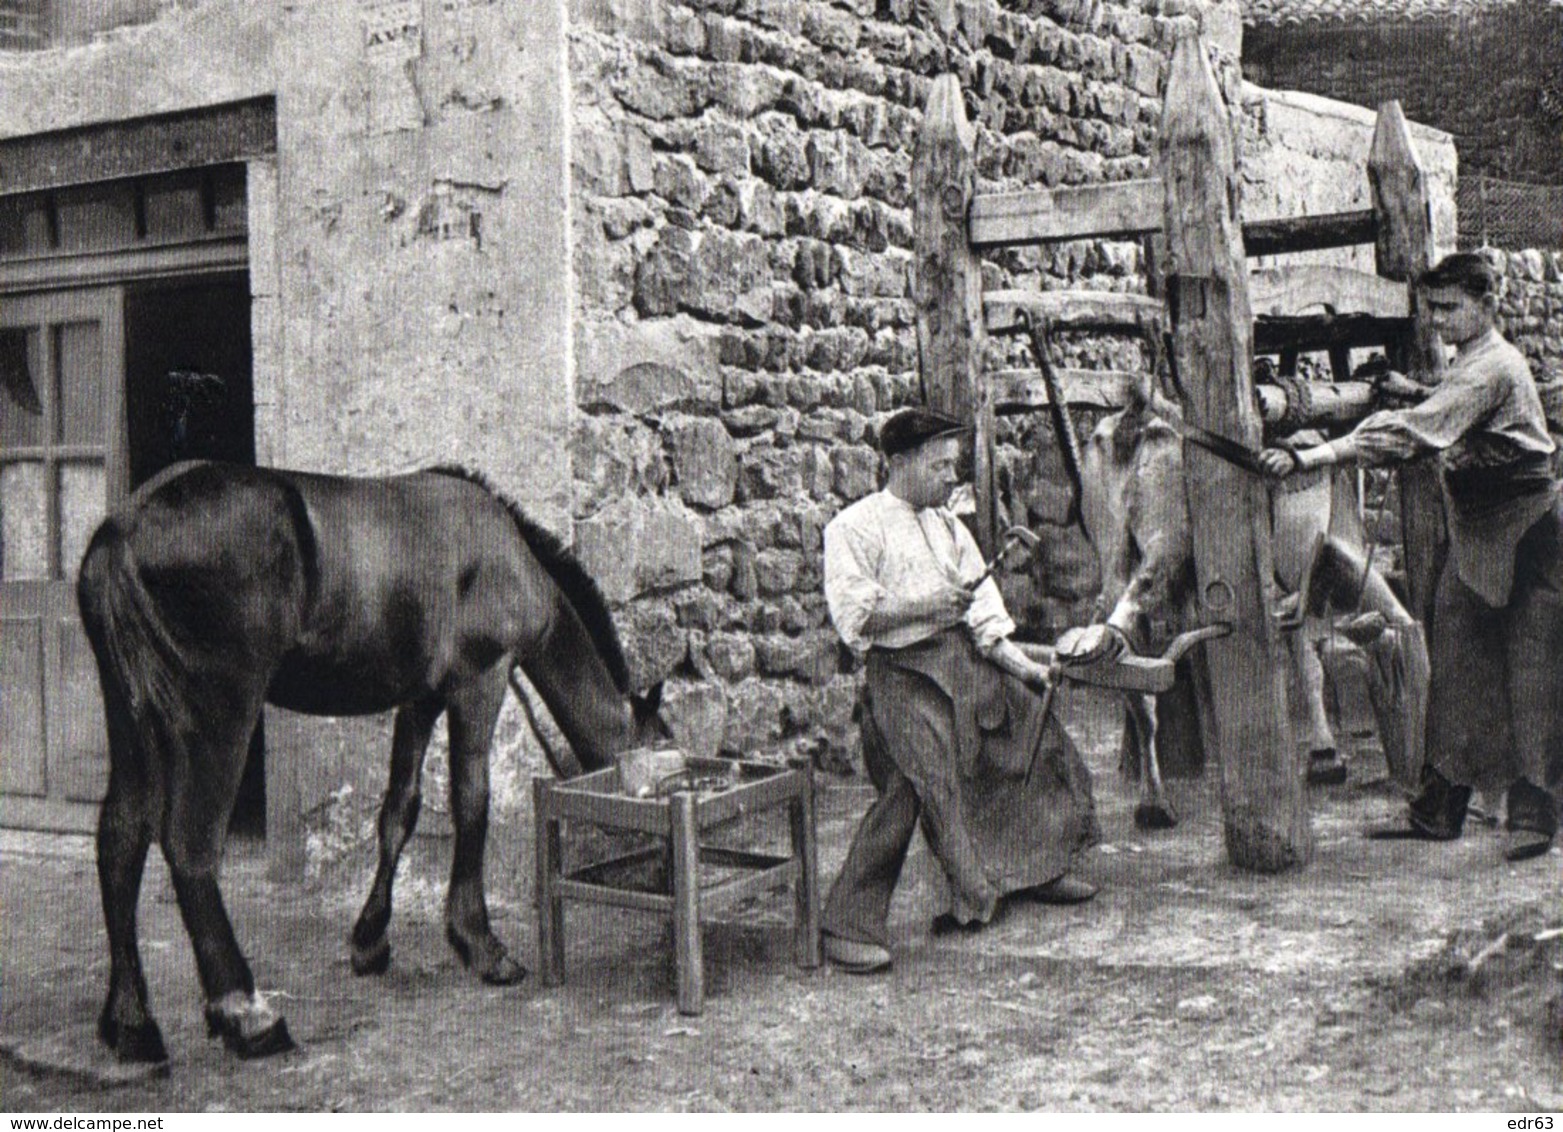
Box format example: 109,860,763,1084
818,406,1100,973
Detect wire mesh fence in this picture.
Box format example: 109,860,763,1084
1458,176,1563,250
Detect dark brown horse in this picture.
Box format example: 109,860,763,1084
77,461,666,1064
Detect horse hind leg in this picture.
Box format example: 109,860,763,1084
162,690,293,1059
443,669,524,986
351,695,442,976
95,706,167,1064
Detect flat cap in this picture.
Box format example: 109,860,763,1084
878,407,967,457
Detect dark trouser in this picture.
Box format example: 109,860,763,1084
821,709,919,948
1424,503,1563,828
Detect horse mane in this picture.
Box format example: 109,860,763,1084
426,465,631,693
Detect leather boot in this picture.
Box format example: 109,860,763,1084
1368,765,1470,840
1504,778,1558,862
1406,766,1472,840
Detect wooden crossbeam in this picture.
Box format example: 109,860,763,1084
1242,210,1378,258
1248,266,1409,321
970,180,1164,247
969,180,1379,260
990,367,1139,413
1253,313,1408,354
983,288,1164,335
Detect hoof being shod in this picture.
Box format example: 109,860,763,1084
204,992,296,1060
351,935,391,976
1133,801,1178,830
99,1013,169,1065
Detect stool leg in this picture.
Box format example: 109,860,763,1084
532,779,565,986
670,791,704,1015
790,766,821,969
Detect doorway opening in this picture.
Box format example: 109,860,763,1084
123,273,266,837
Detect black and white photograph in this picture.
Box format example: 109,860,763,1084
1,0,1560,1113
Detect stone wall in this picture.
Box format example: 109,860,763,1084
1497,249,1563,386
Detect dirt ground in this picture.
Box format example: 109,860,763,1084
3,688,1561,1112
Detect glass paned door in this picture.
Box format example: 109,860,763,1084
0,289,123,830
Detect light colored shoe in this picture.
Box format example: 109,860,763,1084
822,933,892,974
1026,875,1098,905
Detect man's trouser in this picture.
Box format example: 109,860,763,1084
820,705,921,948
1426,502,1563,804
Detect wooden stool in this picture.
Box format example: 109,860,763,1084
532,760,820,1015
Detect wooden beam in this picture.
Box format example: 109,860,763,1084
1253,314,1409,355
968,185,1379,260
1160,33,1310,871
970,179,1165,247
914,74,996,553
983,289,1164,336
991,367,1140,413
1369,99,1446,629
1248,265,1410,320
1254,381,1375,426
1242,210,1378,258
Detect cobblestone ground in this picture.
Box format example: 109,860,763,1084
3,689,1561,1111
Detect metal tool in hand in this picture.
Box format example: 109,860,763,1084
967,524,1042,590
1155,330,1277,479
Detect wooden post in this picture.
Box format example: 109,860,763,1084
669,791,704,1015
913,73,997,553
1159,34,1311,871
1368,100,1447,627
532,778,566,986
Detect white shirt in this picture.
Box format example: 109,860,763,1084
822,489,1016,653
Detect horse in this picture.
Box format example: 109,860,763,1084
76,460,667,1064
1078,376,1429,824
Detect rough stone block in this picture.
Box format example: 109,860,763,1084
637,497,705,592
576,316,722,413
754,547,803,595
661,678,728,759
736,441,804,500
665,415,738,508
722,676,787,753
832,444,879,501
698,630,757,681
623,599,687,687
572,415,669,515
573,500,641,605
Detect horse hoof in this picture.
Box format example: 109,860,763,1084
351,936,391,976
100,1014,169,1065
230,1019,295,1060
480,956,527,987
205,1008,296,1059
1133,802,1178,830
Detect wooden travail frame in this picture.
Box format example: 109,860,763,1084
911,33,1444,873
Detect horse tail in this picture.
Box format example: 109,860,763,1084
78,521,199,768
506,664,583,779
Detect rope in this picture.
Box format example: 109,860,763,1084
1274,372,1315,430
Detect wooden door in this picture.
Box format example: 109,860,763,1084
1,288,125,832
